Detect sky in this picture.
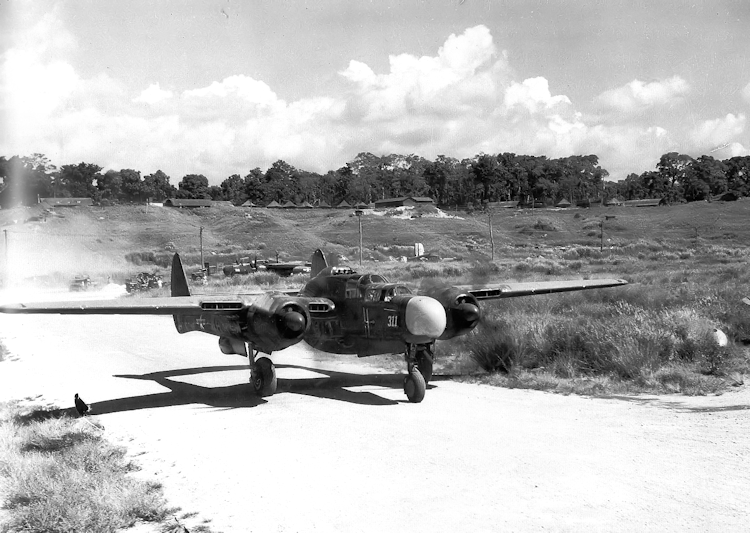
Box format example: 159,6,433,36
1,0,749,185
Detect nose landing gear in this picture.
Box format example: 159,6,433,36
248,343,277,397
403,343,434,403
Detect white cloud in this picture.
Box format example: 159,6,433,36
690,113,746,149
742,82,750,105
183,75,279,107
339,25,508,122
504,77,571,113
595,76,690,112
134,83,173,104
2,12,747,185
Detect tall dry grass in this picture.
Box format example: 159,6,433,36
0,403,174,533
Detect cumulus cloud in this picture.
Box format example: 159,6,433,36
595,76,690,112
183,75,278,107
742,82,750,105
134,83,173,104
2,11,747,184
504,77,571,113
339,25,508,121
691,113,747,150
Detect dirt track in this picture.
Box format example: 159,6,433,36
1,311,748,532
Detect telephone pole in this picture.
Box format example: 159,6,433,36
362,209,364,266
488,211,494,261
199,226,204,270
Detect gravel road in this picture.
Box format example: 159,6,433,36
0,312,748,533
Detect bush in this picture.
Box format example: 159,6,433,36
467,321,528,373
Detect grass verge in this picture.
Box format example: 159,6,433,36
0,402,214,533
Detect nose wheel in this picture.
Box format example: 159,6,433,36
249,346,277,397
403,343,433,403
404,368,426,403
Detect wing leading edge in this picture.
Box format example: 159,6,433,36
0,296,243,315
457,278,628,300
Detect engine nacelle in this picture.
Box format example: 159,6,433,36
421,286,481,340
245,295,311,353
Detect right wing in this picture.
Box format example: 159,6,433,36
456,278,628,300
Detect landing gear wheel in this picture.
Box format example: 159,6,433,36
251,357,277,397
416,350,433,384
404,367,426,403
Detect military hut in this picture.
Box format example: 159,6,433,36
39,197,94,208
164,199,213,208
623,198,666,207
266,200,282,208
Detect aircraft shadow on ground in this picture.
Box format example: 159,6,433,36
83,363,439,415
603,394,750,413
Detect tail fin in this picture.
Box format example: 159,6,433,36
171,254,191,297
310,249,329,279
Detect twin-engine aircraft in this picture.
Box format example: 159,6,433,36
0,250,627,402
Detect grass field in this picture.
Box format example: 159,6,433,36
1,200,749,394
0,400,216,533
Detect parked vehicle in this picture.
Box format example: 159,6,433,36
125,272,163,293
69,275,93,291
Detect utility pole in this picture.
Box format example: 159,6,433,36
199,226,204,270
600,219,604,252
488,210,494,261
362,209,364,266
3,230,7,285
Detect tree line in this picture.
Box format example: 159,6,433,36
1,151,748,209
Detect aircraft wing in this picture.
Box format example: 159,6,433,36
0,296,243,315
742,297,750,306
456,278,628,300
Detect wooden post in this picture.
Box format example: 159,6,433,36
488,211,494,261
199,226,204,270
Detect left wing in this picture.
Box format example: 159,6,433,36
0,296,243,315
456,278,628,300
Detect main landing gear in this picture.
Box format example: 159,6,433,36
403,343,434,403
248,344,277,397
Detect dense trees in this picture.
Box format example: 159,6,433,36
1,150,749,208
608,154,750,203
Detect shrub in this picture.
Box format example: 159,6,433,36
467,321,528,373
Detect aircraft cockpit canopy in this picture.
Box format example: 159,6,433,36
363,284,411,302
330,266,355,276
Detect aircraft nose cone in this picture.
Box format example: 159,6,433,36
283,311,306,333
405,296,447,338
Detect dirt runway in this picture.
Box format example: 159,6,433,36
0,312,748,532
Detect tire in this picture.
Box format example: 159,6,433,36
403,368,426,403
417,351,433,384
251,357,277,397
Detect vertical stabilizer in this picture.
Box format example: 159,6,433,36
171,253,191,297
310,249,328,279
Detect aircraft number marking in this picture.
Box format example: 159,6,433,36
387,315,398,328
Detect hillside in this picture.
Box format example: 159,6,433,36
1,200,748,285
